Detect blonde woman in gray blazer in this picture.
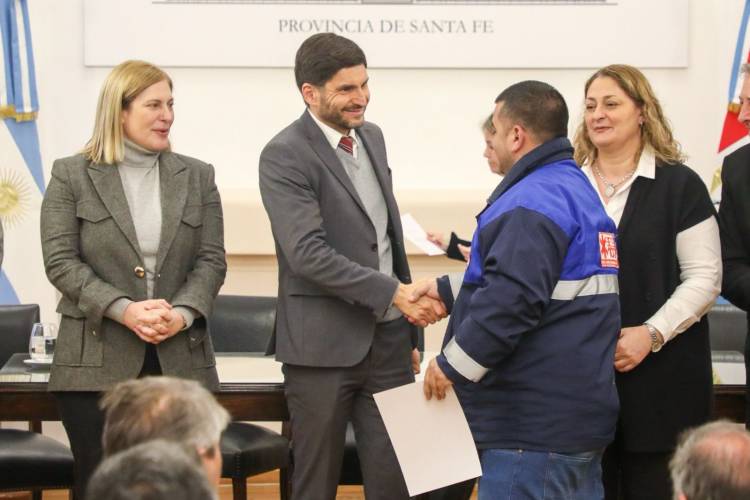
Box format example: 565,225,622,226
40,60,226,498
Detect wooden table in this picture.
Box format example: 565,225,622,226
0,353,289,422
0,354,745,424
713,385,746,422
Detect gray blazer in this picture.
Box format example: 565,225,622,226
41,152,226,391
259,111,412,367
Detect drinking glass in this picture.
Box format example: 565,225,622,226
28,322,58,362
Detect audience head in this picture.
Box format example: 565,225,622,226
670,420,750,500
294,33,369,133
490,81,568,175
574,63,684,166
87,439,216,500
100,376,230,487
83,60,173,164
738,63,750,133
482,113,496,135
481,113,501,175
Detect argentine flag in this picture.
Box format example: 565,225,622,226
0,0,56,321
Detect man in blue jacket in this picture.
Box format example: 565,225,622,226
421,81,621,499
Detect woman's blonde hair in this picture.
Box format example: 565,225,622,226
82,60,172,164
573,64,685,166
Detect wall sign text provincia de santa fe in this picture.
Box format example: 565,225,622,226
84,0,688,68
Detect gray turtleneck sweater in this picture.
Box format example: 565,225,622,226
104,140,195,329
120,139,162,296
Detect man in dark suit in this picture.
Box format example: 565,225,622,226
259,33,445,500
718,63,750,430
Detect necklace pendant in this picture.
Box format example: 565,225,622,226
604,184,616,197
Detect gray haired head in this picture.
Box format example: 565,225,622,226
670,420,750,500
86,439,216,500
100,376,230,457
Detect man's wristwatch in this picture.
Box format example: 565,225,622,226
645,323,663,353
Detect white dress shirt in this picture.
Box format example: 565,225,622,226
582,149,721,343
308,110,360,159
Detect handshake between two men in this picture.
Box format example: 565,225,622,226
393,278,445,328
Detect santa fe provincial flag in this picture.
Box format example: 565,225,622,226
0,0,56,320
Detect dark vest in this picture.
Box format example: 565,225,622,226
615,162,715,452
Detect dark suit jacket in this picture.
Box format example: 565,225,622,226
41,152,226,391
616,163,715,452
719,144,750,311
259,111,412,367
717,144,750,427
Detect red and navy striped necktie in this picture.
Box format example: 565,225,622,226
338,136,354,156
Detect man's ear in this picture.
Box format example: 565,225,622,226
509,125,525,153
301,83,318,108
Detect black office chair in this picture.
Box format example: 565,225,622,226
0,303,41,367
0,429,75,499
0,304,75,500
708,302,746,353
208,295,290,500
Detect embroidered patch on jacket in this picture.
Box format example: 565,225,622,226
598,232,619,269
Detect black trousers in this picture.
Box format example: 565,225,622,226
602,435,672,500
54,344,162,499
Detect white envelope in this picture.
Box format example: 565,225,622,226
400,213,446,256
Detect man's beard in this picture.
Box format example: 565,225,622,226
319,103,366,131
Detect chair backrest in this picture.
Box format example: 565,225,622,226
0,304,40,367
208,295,276,353
707,303,746,353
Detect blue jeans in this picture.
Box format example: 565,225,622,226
477,448,604,500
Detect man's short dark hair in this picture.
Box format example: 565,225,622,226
494,81,568,142
294,33,367,89
86,440,215,500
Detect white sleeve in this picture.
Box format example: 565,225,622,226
646,217,722,342
448,271,465,300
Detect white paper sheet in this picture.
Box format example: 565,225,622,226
216,356,283,383
711,351,746,385
374,381,481,496
400,213,446,256
713,362,746,385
